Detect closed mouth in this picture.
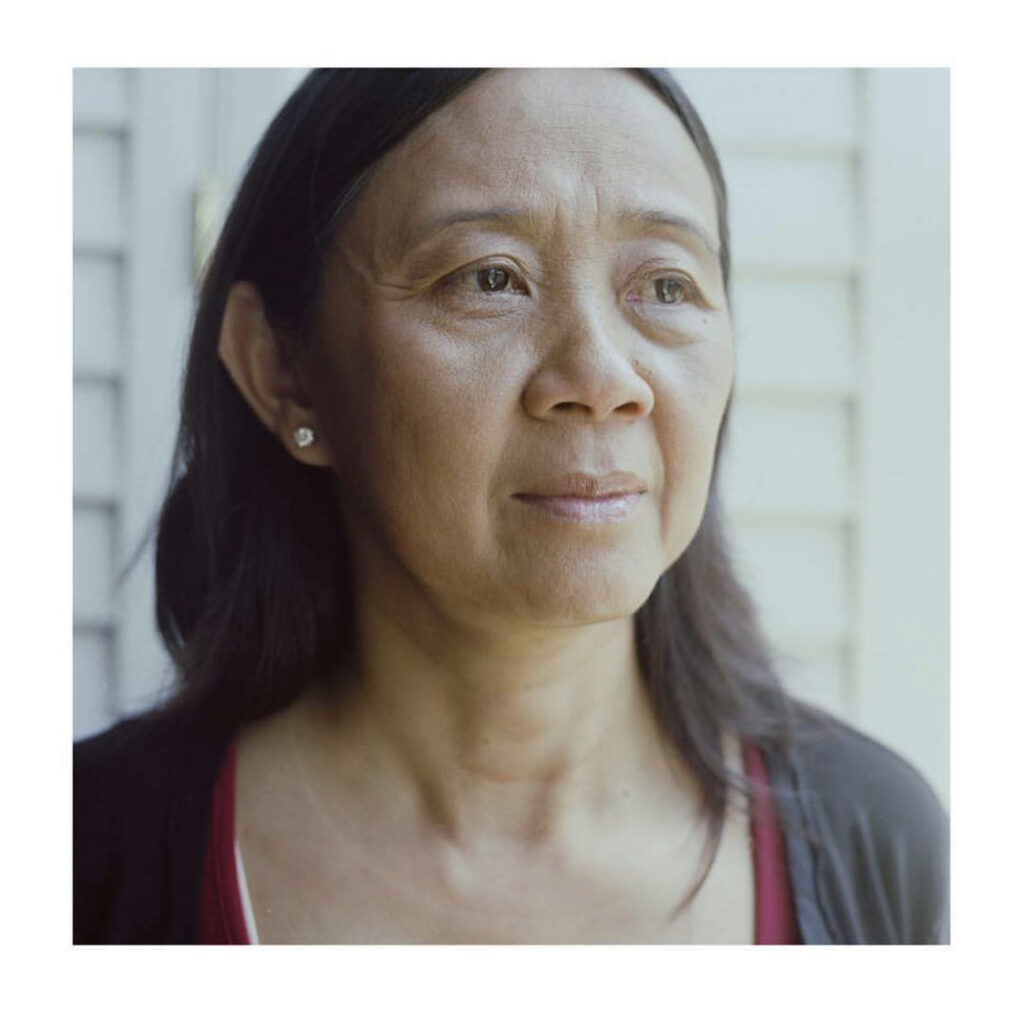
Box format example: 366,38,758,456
512,490,645,524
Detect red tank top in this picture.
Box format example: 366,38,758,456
201,739,800,943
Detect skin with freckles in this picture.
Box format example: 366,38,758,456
220,69,748,943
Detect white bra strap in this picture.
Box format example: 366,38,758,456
233,838,261,945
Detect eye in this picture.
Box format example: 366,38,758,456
437,260,529,299
431,259,531,318
627,269,708,310
654,277,687,304
476,266,513,293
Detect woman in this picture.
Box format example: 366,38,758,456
74,68,948,944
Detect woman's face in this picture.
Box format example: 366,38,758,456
305,69,734,628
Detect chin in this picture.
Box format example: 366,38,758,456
501,568,660,627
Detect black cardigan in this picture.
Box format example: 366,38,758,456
73,706,949,944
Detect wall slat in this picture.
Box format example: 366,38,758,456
73,131,125,251
73,69,129,129
732,277,855,392
721,399,852,515
729,519,850,641
73,631,115,740
74,254,122,377
673,69,858,149
724,155,858,271
776,644,849,715
73,379,119,499
73,506,116,626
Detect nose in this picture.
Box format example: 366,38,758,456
521,300,655,423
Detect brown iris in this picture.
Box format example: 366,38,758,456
654,277,686,304
477,266,512,292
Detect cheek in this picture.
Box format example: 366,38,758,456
313,309,520,531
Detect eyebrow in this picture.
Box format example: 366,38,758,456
616,208,721,261
404,205,720,260
402,207,524,252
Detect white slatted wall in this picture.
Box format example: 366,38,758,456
73,69,130,738
72,69,948,804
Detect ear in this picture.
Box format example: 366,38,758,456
217,282,333,467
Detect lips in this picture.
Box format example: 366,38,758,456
515,470,649,498
512,471,648,524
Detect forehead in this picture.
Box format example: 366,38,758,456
344,69,720,253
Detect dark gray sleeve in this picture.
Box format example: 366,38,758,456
74,715,231,944
771,713,949,944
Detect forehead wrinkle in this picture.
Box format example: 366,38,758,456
372,195,722,276
345,76,719,267
397,194,719,250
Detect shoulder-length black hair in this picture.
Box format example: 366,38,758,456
154,68,810,907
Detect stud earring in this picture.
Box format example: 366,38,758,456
292,425,316,449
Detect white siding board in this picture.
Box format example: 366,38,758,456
74,254,122,377
74,507,116,626
721,399,851,515
74,631,115,740
118,70,206,717
777,644,848,714
672,69,858,150
856,70,949,803
213,69,306,191
73,131,125,250
730,520,849,641
725,154,857,271
732,277,855,393
73,69,129,129
73,380,119,500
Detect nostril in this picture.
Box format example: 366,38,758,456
616,401,646,417
547,398,646,418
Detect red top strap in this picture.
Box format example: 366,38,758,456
200,742,250,944
744,739,801,943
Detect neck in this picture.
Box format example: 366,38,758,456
294,589,698,850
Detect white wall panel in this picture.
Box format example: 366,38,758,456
73,69,129,129
721,399,851,515
856,70,949,802
73,507,115,626
212,69,307,192
73,380,118,499
73,132,125,250
725,155,857,271
730,520,849,641
73,72,128,737
117,70,205,716
74,254,122,376
74,631,114,739
732,277,855,392
673,69,857,150
777,645,848,715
